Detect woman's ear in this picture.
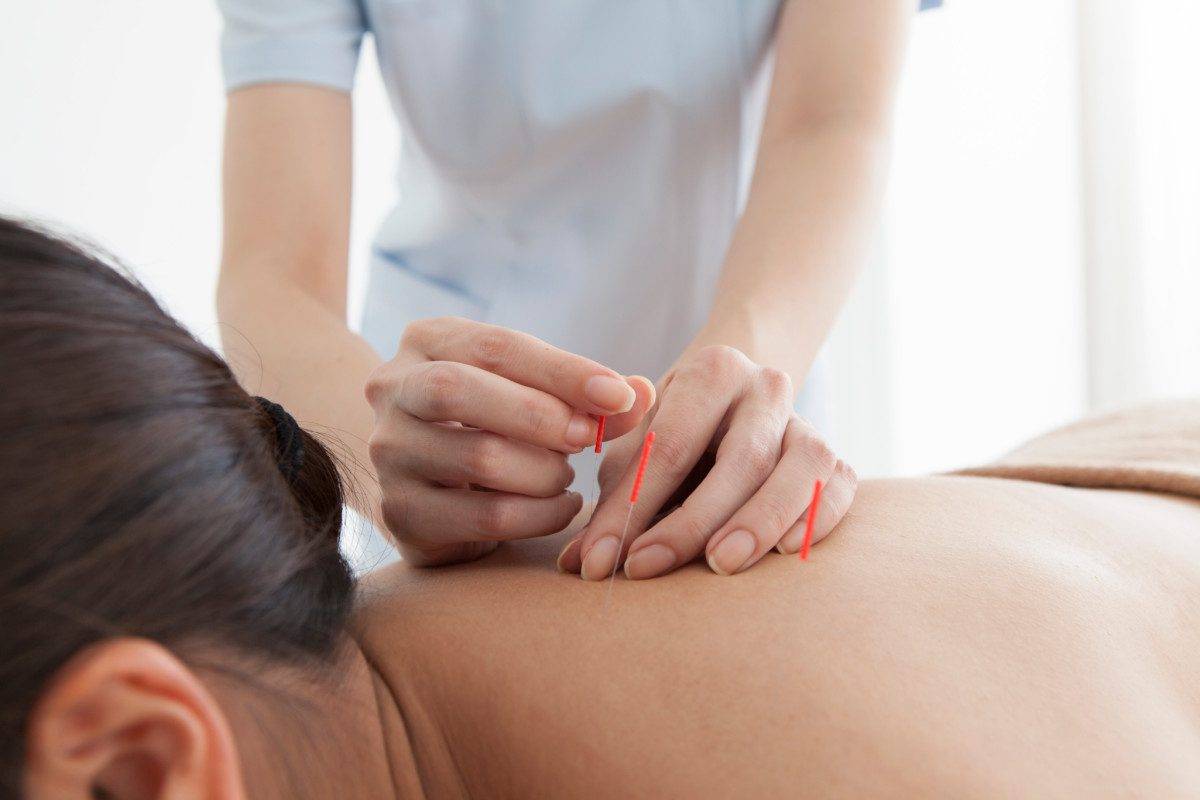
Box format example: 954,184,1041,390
23,637,245,800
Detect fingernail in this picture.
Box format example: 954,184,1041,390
557,537,583,573
584,375,636,413
580,536,619,581
707,530,756,576
565,413,594,447
623,544,675,580
777,520,805,554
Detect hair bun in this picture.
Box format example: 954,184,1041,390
252,403,345,551
253,396,306,483
250,394,342,547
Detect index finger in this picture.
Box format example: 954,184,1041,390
403,317,636,415
577,380,729,580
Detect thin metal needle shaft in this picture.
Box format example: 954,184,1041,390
604,501,636,610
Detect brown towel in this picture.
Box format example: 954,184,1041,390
953,399,1200,500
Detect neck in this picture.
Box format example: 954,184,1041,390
212,640,457,799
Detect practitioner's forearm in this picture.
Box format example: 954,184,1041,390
219,84,382,521
701,124,892,384
699,0,912,386
217,271,383,521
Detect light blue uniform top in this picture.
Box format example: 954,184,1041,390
218,1,941,430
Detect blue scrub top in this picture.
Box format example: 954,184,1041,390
219,0,940,427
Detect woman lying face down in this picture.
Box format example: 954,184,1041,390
4,218,1200,799
0,218,365,798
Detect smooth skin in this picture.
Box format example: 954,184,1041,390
219,0,913,575
25,476,1200,798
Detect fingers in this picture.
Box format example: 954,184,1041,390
553,403,649,571
579,421,717,581
563,453,855,576
375,422,575,497
396,360,597,452
367,316,655,569
621,390,796,580
381,483,583,551
777,458,857,555
556,534,584,573
697,420,841,575
577,363,735,581
402,317,637,415
598,375,656,441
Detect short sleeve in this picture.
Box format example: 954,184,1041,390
217,0,368,93
918,0,943,9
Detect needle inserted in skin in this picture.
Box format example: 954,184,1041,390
604,431,655,608
604,503,636,610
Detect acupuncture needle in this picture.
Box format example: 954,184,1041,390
799,479,824,562
604,430,655,609
585,415,605,537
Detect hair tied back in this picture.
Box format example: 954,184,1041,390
253,396,306,483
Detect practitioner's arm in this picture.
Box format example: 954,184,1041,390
568,0,911,581
219,84,383,520
696,0,912,382
219,86,653,565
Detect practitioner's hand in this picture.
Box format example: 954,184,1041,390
557,345,857,580
365,317,654,567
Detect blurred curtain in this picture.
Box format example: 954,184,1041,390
828,0,1199,479
828,0,1086,477
1077,0,1200,408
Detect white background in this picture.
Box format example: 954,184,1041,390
2,1,1197,479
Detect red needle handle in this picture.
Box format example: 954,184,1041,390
629,431,655,503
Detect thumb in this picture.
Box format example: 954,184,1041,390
596,376,655,442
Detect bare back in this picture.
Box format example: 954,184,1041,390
354,475,1200,798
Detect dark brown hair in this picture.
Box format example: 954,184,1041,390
0,217,354,794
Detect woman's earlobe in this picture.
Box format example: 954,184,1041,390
23,638,245,800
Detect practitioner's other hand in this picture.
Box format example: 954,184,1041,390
365,317,654,567
557,345,856,580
